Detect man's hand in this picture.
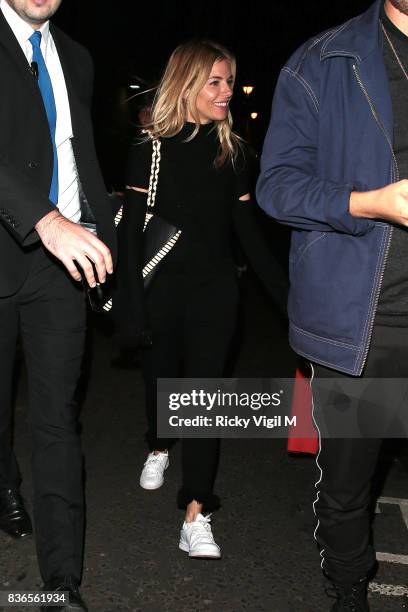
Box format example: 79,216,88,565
35,210,113,287
350,180,408,226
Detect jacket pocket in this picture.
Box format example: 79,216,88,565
290,230,327,273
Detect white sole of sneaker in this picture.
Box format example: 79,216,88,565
179,541,221,559
178,541,190,553
188,551,221,559
140,478,164,490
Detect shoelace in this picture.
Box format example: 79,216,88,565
2,490,22,511
188,514,215,545
144,454,167,475
325,584,364,612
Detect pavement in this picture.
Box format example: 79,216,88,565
1,273,407,612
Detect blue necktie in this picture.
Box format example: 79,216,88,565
29,31,59,205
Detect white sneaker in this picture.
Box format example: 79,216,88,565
139,451,169,490
179,513,221,559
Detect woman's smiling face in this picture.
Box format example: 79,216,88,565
189,59,234,124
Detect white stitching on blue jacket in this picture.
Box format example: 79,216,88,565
357,225,388,372
290,323,359,349
320,18,361,61
282,67,319,113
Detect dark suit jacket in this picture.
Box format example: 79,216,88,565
0,12,116,297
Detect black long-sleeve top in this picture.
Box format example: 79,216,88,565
116,122,288,345
125,122,251,275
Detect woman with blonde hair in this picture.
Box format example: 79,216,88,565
117,39,287,558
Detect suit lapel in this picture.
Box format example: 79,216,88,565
0,9,41,94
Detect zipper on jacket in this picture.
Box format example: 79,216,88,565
352,64,399,373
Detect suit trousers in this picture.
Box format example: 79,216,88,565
0,245,86,584
142,270,238,511
311,324,408,584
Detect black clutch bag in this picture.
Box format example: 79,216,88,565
78,221,114,313
85,269,115,313
142,212,181,289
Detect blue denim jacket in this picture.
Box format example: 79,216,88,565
256,0,397,376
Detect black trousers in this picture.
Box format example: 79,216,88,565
0,246,86,584
311,324,408,584
142,271,238,511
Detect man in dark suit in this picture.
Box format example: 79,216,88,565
0,0,116,608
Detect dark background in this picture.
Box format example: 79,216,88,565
53,0,373,189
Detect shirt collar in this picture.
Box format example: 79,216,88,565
0,0,50,53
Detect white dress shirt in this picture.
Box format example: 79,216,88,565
0,0,81,222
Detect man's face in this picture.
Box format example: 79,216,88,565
388,0,408,16
5,0,62,26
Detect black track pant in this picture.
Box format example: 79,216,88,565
142,271,238,511
311,324,408,584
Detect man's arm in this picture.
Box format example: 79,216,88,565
0,157,54,245
0,158,112,287
256,68,375,236
350,181,408,225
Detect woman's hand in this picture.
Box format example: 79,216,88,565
239,192,251,201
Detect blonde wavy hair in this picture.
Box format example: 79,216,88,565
146,39,242,167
